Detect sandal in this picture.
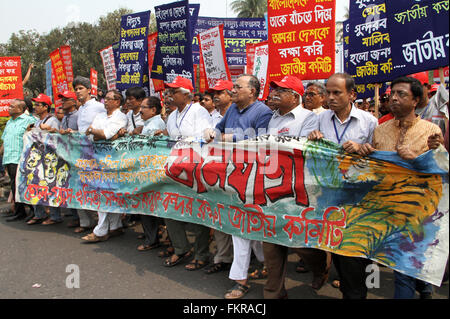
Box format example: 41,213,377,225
248,267,268,279
204,262,231,274
163,251,192,267
137,243,161,251
74,226,91,233
81,232,109,243
158,247,174,258
185,260,207,271
224,283,250,299
42,219,62,225
27,217,45,225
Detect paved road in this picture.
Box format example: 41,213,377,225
0,201,448,300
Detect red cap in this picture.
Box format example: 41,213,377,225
270,76,305,96
164,76,194,92
429,83,439,93
209,79,233,92
58,90,77,100
408,72,429,85
32,94,52,106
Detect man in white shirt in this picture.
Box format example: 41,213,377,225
163,76,214,271
304,82,327,115
200,91,222,127
82,90,128,243
125,87,145,135
71,76,107,233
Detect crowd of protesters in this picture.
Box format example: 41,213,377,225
0,70,449,299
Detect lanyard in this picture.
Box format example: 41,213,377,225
175,103,193,132
333,115,352,144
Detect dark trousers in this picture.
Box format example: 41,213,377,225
333,254,372,299
263,243,331,299
6,164,26,217
141,215,163,246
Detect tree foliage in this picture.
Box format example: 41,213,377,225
0,8,160,98
230,0,267,18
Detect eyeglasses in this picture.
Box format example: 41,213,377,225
104,97,119,101
274,87,296,96
305,92,319,97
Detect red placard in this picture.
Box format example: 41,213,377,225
50,48,69,108
148,32,165,92
246,43,258,74
90,68,98,97
60,45,74,91
198,52,207,93
268,0,336,82
0,56,23,117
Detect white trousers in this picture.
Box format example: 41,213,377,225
93,212,122,237
229,236,264,281
78,209,96,228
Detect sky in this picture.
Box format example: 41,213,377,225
0,0,349,44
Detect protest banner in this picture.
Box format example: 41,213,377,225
16,131,449,286
152,0,194,84
45,59,53,100
147,32,165,94
433,66,449,84
268,0,336,82
386,0,449,76
60,45,74,91
252,41,269,100
50,49,69,108
99,45,117,90
116,10,151,96
193,17,267,67
246,42,258,74
0,56,23,117
90,68,98,97
198,25,231,90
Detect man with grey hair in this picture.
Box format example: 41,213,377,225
304,82,327,115
71,76,107,233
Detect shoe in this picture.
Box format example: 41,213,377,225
81,232,109,243
163,251,192,267
185,260,208,271
42,219,63,225
109,228,125,238
311,274,329,290
137,243,161,251
6,213,26,222
224,283,250,299
204,262,232,274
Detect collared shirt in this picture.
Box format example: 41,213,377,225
373,116,442,155
142,115,166,136
166,102,213,139
216,100,273,142
1,113,36,165
415,84,449,135
126,110,145,133
318,105,378,145
34,115,60,130
77,98,106,134
61,110,79,130
91,108,128,140
268,105,318,137
210,109,223,127
311,106,326,115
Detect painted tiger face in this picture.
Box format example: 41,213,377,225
338,155,382,183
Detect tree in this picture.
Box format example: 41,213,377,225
230,0,267,18
336,6,349,44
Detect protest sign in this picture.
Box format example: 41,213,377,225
198,25,231,90
60,45,74,91
99,45,117,90
268,0,336,82
116,10,151,96
16,132,449,286
246,42,258,74
0,56,23,117
90,68,98,97
252,41,269,100
151,0,194,84
147,32,165,94
386,0,449,75
50,49,69,108
193,17,267,66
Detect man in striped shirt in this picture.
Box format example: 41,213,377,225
0,99,36,221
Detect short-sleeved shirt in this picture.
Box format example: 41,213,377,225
415,84,449,135
268,105,318,137
166,102,213,139
215,100,273,142
126,110,145,133
317,105,378,145
142,115,166,136
210,109,223,127
61,110,79,131
34,115,60,130
90,108,128,140
373,116,443,155
77,98,106,134
1,113,36,165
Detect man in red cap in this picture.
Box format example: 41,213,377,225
162,76,214,271
428,83,439,99
58,91,79,135
209,79,234,128
409,72,448,135
31,94,60,133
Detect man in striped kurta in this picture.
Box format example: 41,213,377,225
0,99,36,221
